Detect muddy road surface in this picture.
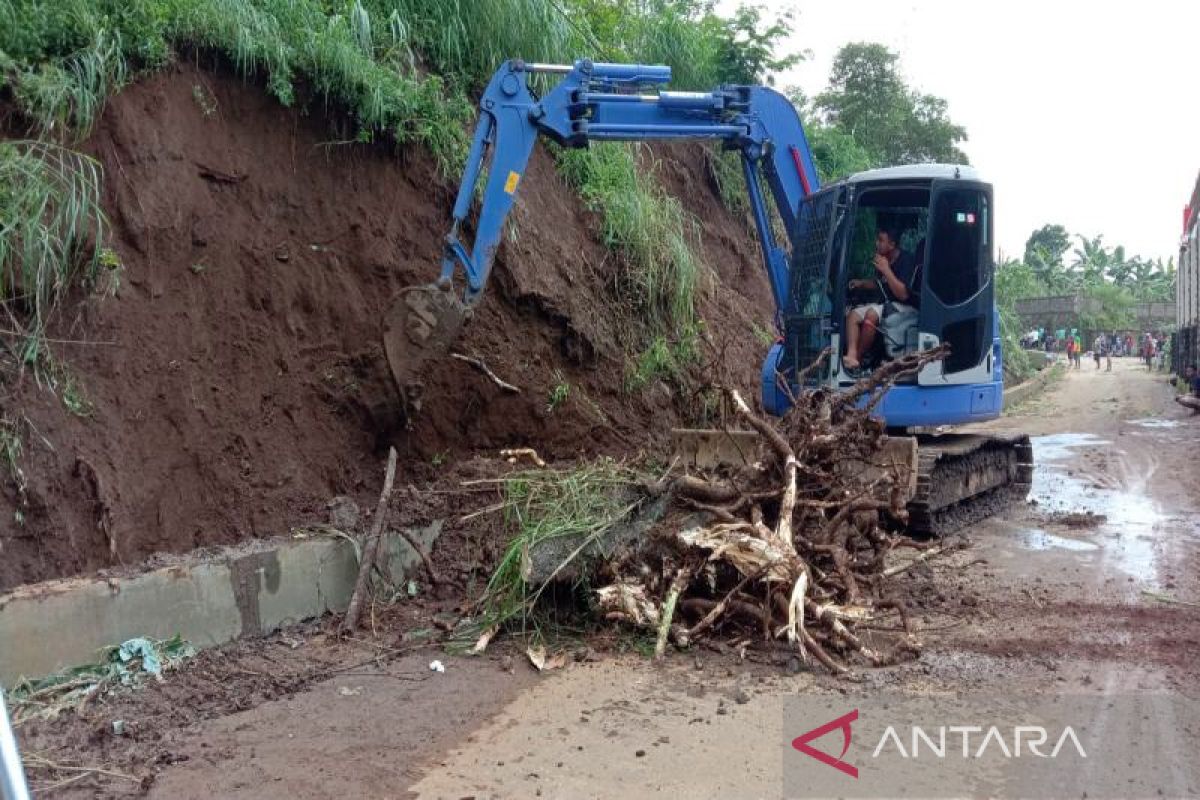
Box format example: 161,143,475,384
16,358,1200,798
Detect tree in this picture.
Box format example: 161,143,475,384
711,3,803,85
1023,224,1069,272
1071,234,1113,285
784,86,876,181
572,0,802,89
805,123,876,181
813,43,968,165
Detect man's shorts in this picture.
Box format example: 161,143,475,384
849,303,883,323
849,303,915,323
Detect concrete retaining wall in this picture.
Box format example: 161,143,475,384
0,523,441,685
1004,365,1063,409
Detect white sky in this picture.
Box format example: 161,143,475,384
734,0,1197,265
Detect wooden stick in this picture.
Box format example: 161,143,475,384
728,389,792,463
451,352,521,393
397,527,442,585
800,628,847,675
343,447,398,633
22,752,140,784
685,566,766,639
882,541,960,578
654,566,693,660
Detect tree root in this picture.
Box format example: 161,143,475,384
582,345,957,674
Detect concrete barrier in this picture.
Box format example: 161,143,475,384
1004,365,1064,410
0,523,441,685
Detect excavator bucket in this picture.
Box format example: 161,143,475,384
382,284,469,411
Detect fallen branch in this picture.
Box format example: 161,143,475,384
882,541,962,578
22,752,140,785
452,352,521,393
343,447,398,633
397,527,442,585
655,565,694,660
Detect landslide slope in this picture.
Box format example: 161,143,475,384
0,63,773,589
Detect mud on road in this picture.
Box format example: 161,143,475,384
16,357,1200,798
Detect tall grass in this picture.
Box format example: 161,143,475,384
1,0,473,170
0,140,106,363
378,0,583,88
468,460,642,641
618,6,722,90
557,143,705,335
13,29,129,138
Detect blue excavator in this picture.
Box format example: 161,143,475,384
383,60,1032,532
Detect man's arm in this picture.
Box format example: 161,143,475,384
873,254,910,301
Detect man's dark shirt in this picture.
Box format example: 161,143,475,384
886,249,920,308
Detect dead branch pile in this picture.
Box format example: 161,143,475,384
595,346,951,673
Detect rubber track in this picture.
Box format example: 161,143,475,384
907,433,1033,535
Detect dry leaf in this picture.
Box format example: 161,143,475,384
527,645,567,672
471,625,499,655
527,645,546,671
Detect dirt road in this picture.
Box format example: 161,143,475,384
18,357,1200,798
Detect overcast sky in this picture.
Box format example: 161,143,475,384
734,0,1195,265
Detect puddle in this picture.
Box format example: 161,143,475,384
1021,529,1098,552
1023,433,1163,585
1127,418,1181,429
1030,432,1110,462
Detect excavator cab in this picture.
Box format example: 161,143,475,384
770,166,998,404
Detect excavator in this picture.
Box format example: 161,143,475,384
383,59,1032,533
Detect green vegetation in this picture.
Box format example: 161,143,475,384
626,324,701,391
557,144,704,332
470,460,641,641
0,0,805,392
1020,224,1175,301
0,416,26,510
0,139,106,363
808,43,969,169
706,148,750,218
54,365,95,416
1,0,473,168
546,370,570,413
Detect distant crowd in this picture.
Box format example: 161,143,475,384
1020,329,1169,372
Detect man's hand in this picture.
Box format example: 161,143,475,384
872,254,893,276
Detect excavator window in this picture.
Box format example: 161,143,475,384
926,188,989,305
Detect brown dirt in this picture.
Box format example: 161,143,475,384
0,61,773,590
14,608,540,798
14,344,1200,799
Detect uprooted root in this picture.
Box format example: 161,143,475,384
593,346,953,673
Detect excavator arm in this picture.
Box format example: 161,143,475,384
384,59,821,396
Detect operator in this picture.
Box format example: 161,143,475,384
842,225,917,371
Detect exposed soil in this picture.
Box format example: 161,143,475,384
7,62,1200,800
0,61,773,590
16,358,1200,798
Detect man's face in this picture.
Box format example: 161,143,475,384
1187,366,1196,380
875,231,897,256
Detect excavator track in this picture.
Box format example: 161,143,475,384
906,433,1033,535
